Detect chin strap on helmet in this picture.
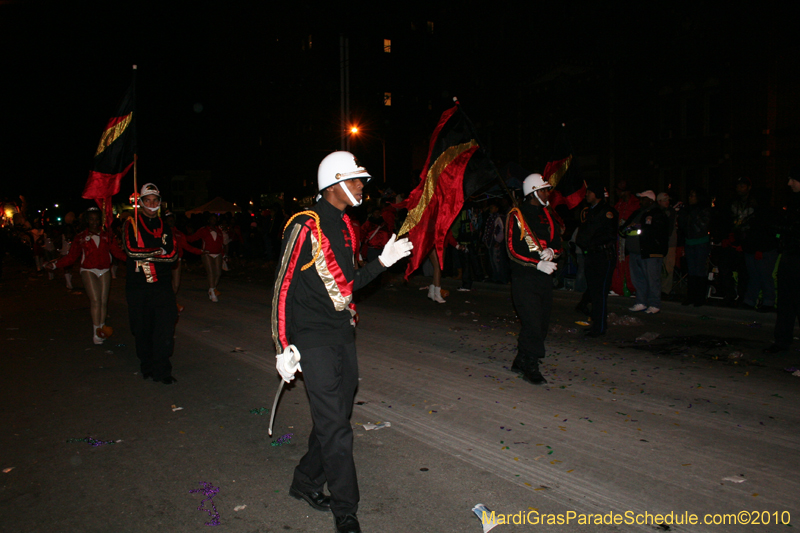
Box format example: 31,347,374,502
534,190,549,207
340,181,361,207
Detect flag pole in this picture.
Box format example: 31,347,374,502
454,98,544,251
452,97,519,209
132,65,138,239
133,153,139,239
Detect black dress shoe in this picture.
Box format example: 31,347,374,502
510,362,525,374
159,376,178,384
763,344,788,354
335,514,361,533
142,372,153,380
585,330,606,338
521,370,547,385
289,486,330,512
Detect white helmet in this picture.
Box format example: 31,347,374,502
139,183,162,213
522,173,550,197
317,151,371,206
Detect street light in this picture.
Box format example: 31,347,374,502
348,126,386,183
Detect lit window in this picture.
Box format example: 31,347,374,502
384,39,391,53
384,92,392,106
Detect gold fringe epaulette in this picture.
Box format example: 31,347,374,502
283,211,322,271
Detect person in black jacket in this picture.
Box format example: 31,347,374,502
506,173,562,385
717,176,756,306
123,183,179,384
741,188,778,311
764,169,800,354
272,151,412,533
678,187,712,306
575,180,618,336
620,190,669,313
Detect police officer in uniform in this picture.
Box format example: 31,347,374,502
506,173,561,385
764,168,800,354
122,183,179,384
575,180,619,337
272,152,412,533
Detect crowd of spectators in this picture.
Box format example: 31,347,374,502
0,174,791,315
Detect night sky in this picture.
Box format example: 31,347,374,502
2,1,795,213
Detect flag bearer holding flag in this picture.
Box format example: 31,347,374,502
271,152,412,533
123,183,179,384
506,173,562,385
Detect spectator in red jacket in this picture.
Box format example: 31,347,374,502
186,213,226,302
612,180,640,297
46,208,127,344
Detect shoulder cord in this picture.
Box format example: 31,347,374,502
509,207,543,251
283,210,322,271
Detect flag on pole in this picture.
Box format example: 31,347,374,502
545,125,583,210
397,103,496,279
82,78,136,228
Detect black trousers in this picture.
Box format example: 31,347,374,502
126,282,177,380
774,254,800,347
457,247,483,289
585,253,616,334
292,343,359,517
511,271,552,371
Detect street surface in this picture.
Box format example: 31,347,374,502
2,260,799,532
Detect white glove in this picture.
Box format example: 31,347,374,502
536,260,557,275
276,345,302,383
45,260,57,271
539,248,555,261
378,233,413,267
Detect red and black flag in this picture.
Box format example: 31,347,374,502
397,103,496,279
545,124,583,210
82,77,136,228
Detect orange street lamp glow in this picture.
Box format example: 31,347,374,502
350,126,359,134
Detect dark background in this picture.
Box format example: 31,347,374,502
2,0,799,215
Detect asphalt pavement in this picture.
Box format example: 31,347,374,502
2,260,799,533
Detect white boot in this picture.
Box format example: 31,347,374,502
433,286,446,303
92,325,103,345
65,273,73,290
209,287,218,302
427,284,435,301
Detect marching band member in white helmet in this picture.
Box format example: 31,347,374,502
505,173,562,385
272,151,412,533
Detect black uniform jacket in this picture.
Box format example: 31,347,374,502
272,198,386,353
123,212,177,286
576,200,619,255
506,202,563,273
